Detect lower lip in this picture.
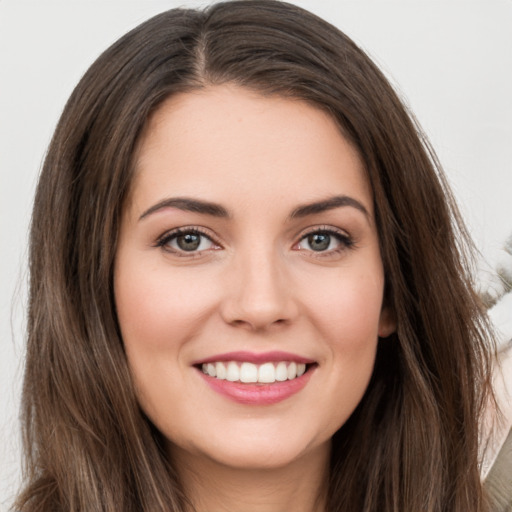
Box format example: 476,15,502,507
197,367,314,405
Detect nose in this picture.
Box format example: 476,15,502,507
220,248,298,332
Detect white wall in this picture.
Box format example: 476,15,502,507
1,0,511,507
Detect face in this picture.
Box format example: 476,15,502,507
114,85,395,471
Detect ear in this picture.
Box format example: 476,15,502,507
378,305,396,338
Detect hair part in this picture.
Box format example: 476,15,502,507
17,1,495,511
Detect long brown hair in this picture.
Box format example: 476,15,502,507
17,1,494,510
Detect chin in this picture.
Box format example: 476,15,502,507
167,423,331,472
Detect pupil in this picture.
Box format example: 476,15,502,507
308,233,330,251
177,233,200,251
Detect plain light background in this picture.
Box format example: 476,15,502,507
1,0,511,507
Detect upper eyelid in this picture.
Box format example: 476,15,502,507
295,224,352,240
154,224,353,251
156,226,221,247
295,226,356,253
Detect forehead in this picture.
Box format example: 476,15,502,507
130,85,373,218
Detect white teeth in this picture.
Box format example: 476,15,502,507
258,362,275,383
216,362,227,379
275,362,288,381
226,361,239,381
206,363,216,377
201,360,309,383
287,362,297,380
240,362,258,383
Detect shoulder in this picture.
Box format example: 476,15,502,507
483,341,512,511
485,427,512,511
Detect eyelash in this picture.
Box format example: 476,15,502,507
295,226,355,258
155,227,221,257
154,226,355,257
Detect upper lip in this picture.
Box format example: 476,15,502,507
192,351,315,365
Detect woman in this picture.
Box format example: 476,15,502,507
16,1,500,510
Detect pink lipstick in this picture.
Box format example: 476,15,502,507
193,351,316,405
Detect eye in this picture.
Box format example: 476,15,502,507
296,228,353,254
156,228,219,255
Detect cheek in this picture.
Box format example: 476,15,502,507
114,258,218,354
113,260,215,420
304,270,383,431
305,267,385,347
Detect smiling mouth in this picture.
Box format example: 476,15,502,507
195,354,317,404
200,361,311,384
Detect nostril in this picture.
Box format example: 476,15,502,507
226,317,289,330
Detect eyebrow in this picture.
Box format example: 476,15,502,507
138,194,370,222
139,197,229,221
289,195,370,220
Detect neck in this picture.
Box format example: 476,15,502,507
170,443,330,512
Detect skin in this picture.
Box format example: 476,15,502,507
114,85,395,512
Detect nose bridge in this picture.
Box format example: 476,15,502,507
222,241,295,330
